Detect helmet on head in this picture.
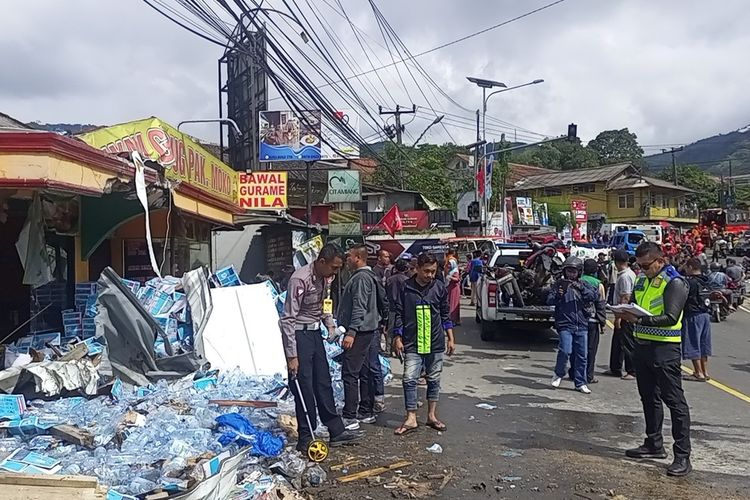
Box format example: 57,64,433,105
709,262,720,272
562,256,583,273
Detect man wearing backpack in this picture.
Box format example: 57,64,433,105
338,244,388,430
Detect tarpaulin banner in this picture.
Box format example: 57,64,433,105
79,117,238,204
238,172,287,210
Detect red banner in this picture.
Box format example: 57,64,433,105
364,210,429,232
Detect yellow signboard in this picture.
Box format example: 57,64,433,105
79,117,238,204
238,171,287,210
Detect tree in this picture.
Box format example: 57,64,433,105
658,164,719,210
587,128,644,165
548,210,571,231
372,142,468,211
510,139,599,170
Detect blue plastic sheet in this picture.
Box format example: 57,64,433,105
215,413,284,457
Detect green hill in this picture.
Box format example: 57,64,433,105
645,125,750,176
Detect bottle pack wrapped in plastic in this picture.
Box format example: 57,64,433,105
6,368,296,497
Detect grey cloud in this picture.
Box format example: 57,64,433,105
0,0,748,148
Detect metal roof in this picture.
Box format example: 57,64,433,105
606,174,694,193
0,112,31,130
509,163,633,191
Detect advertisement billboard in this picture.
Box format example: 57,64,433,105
571,199,588,223
238,171,287,210
322,110,360,160
259,110,321,161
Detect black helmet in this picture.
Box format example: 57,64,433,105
709,262,721,272
562,256,583,273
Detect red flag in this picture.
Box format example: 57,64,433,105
378,204,403,237
476,165,485,198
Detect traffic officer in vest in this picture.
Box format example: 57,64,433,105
614,241,692,477
279,244,363,453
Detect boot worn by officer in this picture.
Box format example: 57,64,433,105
625,444,668,459
667,457,692,477
329,429,364,447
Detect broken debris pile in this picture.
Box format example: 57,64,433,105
0,368,316,499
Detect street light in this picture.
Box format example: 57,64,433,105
411,115,444,147
467,76,544,236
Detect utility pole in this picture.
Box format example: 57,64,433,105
662,146,684,185
379,104,415,188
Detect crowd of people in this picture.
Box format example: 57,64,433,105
277,229,745,478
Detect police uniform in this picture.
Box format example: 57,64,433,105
279,263,345,449
631,267,691,460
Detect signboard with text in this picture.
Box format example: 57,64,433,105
79,117,238,204
329,210,362,236
322,110,360,160
325,170,361,203
239,171,287,210
571,199,588,223
363,210,429,232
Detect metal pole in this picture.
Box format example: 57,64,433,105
481,88,486,235
306,161,313,238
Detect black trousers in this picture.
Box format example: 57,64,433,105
569,322,600,384
610,321,636,375
342,330,376,419
289,329,345,444
634,341,691,459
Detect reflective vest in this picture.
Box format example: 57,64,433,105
633,270,682,342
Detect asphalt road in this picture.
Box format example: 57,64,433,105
309,299,750,499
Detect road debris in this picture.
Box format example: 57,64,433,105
336,460,413,483
425,443,443,454
474,403,497,410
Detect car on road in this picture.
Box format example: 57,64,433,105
610,230,646,256
476,246,561,340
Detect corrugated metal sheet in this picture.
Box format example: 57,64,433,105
607,174,694,192
0,112,30,130
509,163,632,190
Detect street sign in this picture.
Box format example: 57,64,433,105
325,170,361,203
238,171,287,209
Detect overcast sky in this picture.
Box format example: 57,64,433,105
1,0,749,155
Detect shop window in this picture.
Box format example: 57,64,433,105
571,184,595,194
618,192,635,209
543,187,562,196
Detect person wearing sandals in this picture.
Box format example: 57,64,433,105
392,252,456,436
681,258,713,382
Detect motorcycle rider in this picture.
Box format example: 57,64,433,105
707,262,734,311
548,256,599,394
725,258,745,283
707,262,730,289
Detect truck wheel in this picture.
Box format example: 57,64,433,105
480,321,496,341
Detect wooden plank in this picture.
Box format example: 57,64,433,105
0,473,98,488
51,425,95,449
59,343,89,361
336,460,412,483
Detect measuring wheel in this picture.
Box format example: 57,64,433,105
307,438,329,462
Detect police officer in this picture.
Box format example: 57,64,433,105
279,244,362,452
615,241,692,477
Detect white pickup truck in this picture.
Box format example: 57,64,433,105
476,246,564,340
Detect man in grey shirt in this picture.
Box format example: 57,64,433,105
338,244,386,429
725,258,744,283
279,244,362,452
608,249,637,379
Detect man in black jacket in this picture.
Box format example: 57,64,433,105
392,253,456,436
338,245,386,430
